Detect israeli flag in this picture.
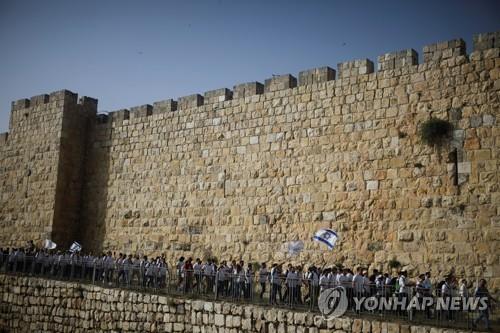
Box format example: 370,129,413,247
44,239,57,250
313,229,338,250
69,241,82,253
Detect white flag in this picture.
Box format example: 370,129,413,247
69,241,82,253
313,229,338,250
287,241,304,256
44,239,57,250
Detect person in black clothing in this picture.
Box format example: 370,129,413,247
473,279,496,330
369,269,379,296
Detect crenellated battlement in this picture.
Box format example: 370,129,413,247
11,89,96,112
338,59,374,78
0,132,7,145
422,38,465,63
233,82,264,99
130,104,153,119
377,49,418,71
204,88,233,104
298,67,335,85
8,89,98,133
473,31,500,51
83,30,500,129
8,32,500,130
264,74,297,92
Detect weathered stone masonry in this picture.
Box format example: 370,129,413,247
0,32,499,290
0,274,474,333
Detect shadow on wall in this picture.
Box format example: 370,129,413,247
78,112,112,254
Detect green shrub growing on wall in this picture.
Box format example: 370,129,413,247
419,118,453,146
388,259,401,269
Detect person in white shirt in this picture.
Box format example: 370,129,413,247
216,262,227,298
421,272,432,296
145,259,155,288
352,267,365,296
202,260,215,294
362,270,371,295
158,259,168,289
441,275,455,320
328,268,338,288
269,263,281,305
104,252,115,284
304,266,319,305
397,271,409,315
116,254,125,284
122,255,132,285
258,263,268,299
193,258,202,292
286,267,298,304
244,263,253,299
319,269,330,292
459,279,469,298
398,271,408,294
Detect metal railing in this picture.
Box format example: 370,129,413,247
0,254,496,331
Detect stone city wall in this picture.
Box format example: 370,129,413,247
0,274,470,333
0,31,499,291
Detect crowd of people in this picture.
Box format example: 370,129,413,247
0,241,495,330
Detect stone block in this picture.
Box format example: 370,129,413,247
214,313,225,326
423,38,465,62
264,74,297,92
366,180,379,190
337,59,374,78
398,231,414,242
457,162,471,174
30,94,49,106
378,49,418,71
49,89,78,103
483,114,495,126
233,82,264,98
0,132,8,145
204,88,233,103
153,99,177,112
323,211,336,221
298,67,335,85
130,104,153,118
109,109,130,122
473,31,500,51
11,98,30,111
178,94,204,109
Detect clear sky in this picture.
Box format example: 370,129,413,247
0,0,499,132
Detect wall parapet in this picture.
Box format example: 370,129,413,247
233,82,264,98
11,89,97,112
8,31,500,140
378,49,418,71
423,38,466,62
298,66,335,85
474,31,500,51
153,99,178,112
338,59,374,78
178,94,204,109
264,74,297,92
0,132,8,145
130,104,153,118
204,88,233,104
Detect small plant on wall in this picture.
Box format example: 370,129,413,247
419,118,453,147
388,259,401,269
